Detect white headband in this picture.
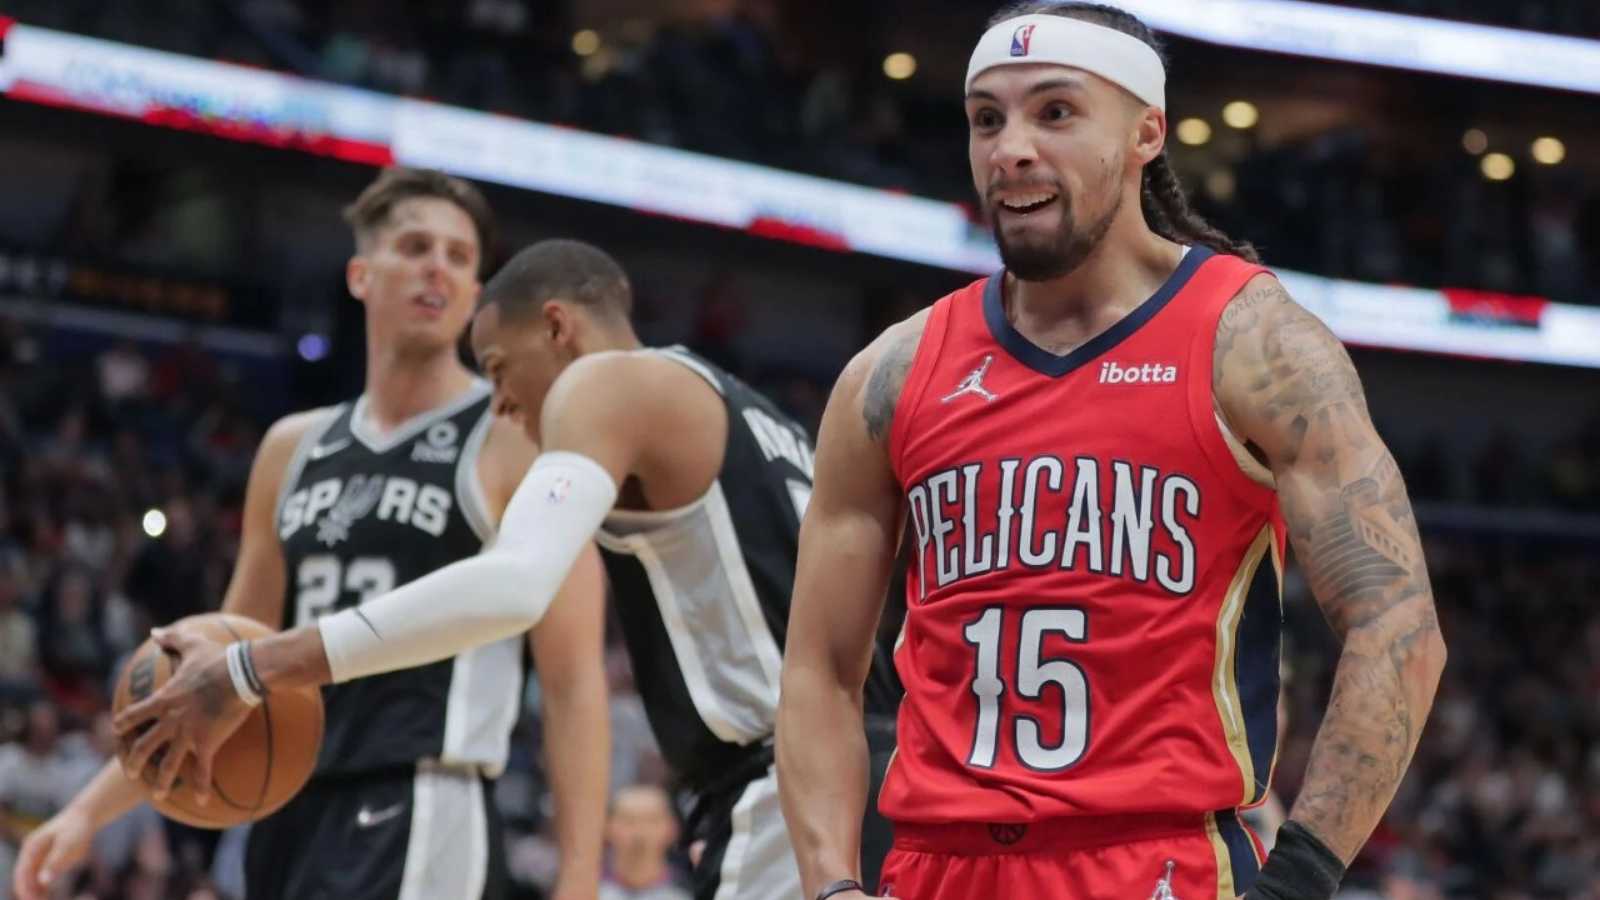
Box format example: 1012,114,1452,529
965,14,1166,111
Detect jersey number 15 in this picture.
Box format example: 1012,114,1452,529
963,606,1090,772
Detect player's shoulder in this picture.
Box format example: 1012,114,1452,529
254,405,341,469
1214,271,1335,368
836,306,935,445
842,306,934,393
555,348,716,404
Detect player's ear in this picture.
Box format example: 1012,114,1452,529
346,255,370,305
1130,105,1165,168
542,299,574,348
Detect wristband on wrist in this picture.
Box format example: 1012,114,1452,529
1247,821,1345,900
224,642,263,707
240,640,268,698
815,878,865,900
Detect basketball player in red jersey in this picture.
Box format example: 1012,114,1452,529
777,4,1446,900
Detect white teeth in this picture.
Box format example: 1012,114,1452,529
419,294,446,309
1000,193,1057,211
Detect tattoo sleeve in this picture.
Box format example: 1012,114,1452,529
1215,277,1447,864
861,328,919,445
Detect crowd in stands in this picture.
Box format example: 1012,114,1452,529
4,0,1598,305
0,309,1596,897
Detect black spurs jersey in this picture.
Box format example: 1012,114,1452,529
275,381,524,777
595,348,900,790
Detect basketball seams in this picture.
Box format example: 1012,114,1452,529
218,616,276,818
112,612,321,828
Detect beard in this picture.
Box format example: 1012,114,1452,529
994,187,1122,282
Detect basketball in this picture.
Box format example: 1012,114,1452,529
112,613,325,829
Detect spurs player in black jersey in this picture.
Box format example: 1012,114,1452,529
113,239,901,900
14,171,609,900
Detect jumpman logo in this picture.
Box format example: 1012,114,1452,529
941,355,999,403
1149,859,1180,900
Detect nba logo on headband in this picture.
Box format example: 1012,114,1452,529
1010,23,1035,57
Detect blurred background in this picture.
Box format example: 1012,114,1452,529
0,1,1596,898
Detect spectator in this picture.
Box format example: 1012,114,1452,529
35,567,112,708
124,496,215,627
601,785,689,900
0,569,38,701
0,702,83,893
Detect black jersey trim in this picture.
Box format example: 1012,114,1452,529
657,346,725,395
982,245,1213,378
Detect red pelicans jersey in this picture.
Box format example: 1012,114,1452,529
881,246,1286,827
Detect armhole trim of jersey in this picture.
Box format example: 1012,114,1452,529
273,405,345,537
1215,411,1275,489
595,485,717,549
1186,262,1280,509
887,298,953,481
655,346,725,395
594,347,729,544
456,402,498,545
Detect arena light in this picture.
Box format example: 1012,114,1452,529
1221,101,1258,130
143,508,168,538
1176,118,1212,146
571,29,600,57
1461,128,1489,155
1480,152,1515,181
297,333,329,361
1112,0,1600,94
580,50,612,82
883,52,917,80
1530,137,1565,165
1205,169,1237,201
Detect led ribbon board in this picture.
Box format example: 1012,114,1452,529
3,21,1599,368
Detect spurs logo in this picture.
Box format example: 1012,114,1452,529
316,474,386,547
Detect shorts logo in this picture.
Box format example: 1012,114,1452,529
1010,23,1036,56
988,823,1027,845
1150,859,1180,900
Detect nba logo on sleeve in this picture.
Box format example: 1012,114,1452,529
1010,23,1036,56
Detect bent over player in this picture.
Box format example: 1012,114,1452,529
111,239,901,899
776,4,1445,900
15,169,609,900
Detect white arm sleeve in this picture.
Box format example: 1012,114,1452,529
316,450,617,684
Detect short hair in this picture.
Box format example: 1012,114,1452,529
481,239,633,323
342,167,497,263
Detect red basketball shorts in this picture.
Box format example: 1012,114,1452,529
877,810,1264,899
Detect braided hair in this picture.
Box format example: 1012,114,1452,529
984,2,1260,263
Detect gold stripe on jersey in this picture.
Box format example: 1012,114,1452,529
1204,811,1235,900
1211,525,1274,806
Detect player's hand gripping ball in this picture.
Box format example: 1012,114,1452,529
112,613,324,828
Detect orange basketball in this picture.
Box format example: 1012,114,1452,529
112,612,324,828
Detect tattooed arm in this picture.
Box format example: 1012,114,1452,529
1214,274,1447,867
777,313,924,900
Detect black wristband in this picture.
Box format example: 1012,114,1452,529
240,640,269,698
815,878,865,900
1247,822,1345,900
